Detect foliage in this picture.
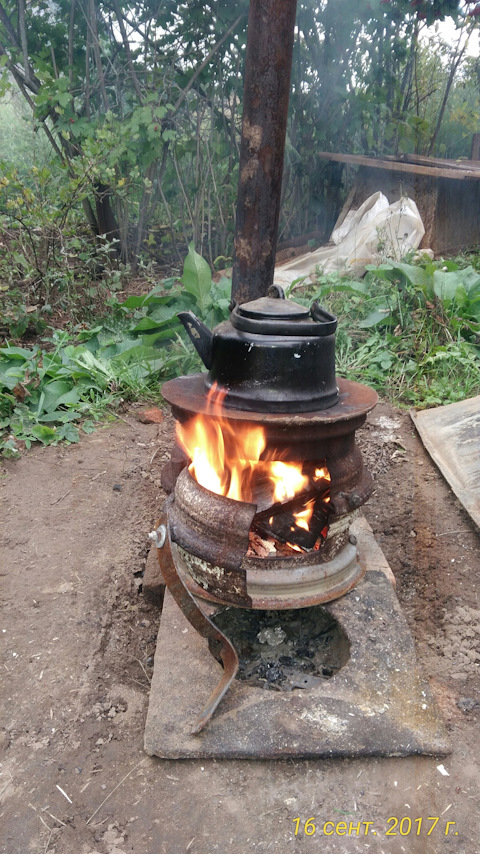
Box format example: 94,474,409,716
0,245,230,456
3,240,480,458
0,0,477,268
0,287,47,339
0,0,249,263
0,160,130,322
0,91,50,177
299,257,480,406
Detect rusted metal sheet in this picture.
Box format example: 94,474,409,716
170,467,256,574
231,0,298,305
154,517,239,735
162,374,378,427
167,459,369,610
411,396,480,528
181,538,367,612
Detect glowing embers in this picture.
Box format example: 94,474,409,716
176,385,332,555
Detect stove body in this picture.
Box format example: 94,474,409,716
161,373,378,611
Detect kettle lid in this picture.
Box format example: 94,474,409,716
230,284,337,336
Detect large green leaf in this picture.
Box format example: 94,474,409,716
39,409,80,423
368,262,434,295
55,423,80,443
455,266,480,294
97,336,146,359
147,304,183,324
36,380,77,413
433,267,480,303
0,361,28,391
130,315,178,333
109,344,165,367
432,270,460,302
29,424,57,444
181,242,212,315
0,346,38,359
120,293,174,309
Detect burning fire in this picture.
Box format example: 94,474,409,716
269,461,308,503
294,499,315,531
177,385,266,502
177,385,331,550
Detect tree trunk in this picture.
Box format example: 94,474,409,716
231,0,298,305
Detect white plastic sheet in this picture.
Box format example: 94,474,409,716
275,192,425,285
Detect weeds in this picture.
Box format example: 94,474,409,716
2,244,480,458
0,162,129,327
296,256,480,407
0,244,230,457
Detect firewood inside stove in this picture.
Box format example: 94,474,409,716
252,485,331,550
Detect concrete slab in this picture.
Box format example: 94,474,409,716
411,396,480,529
144,519,450,759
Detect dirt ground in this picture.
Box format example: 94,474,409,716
1,398,480,854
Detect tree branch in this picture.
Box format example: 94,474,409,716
173,14,245,112
17,0,31,85
111,0,143,103
87,0,109,110
427,23,475,156
68,0,76,86
0,1,20,50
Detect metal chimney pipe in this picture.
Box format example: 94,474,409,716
231,0,298,305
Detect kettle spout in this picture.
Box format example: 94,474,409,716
178,311,213,370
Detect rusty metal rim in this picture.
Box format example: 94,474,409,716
161,374,378,425
243,540,357,581
173,541,366,611
247,564,366,610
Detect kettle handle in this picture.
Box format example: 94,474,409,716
311,302,337,335
267,284,286,299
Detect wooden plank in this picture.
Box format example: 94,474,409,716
411,396,480,530
381,151,480,172
405,154,480,172
317,151,480,181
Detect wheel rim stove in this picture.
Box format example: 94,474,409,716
161,374,378,611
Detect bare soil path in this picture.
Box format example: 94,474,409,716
1,401,479,854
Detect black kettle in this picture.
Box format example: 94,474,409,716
178,285,338,414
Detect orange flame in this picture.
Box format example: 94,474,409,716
177,386,331,538
293,498,315,531
177,385,266,502
269,461,309,503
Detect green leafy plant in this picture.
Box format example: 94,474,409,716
120,242,231,340
0,161,129,324
0,287,47,338
0,244,230,456
296,256,480,407
0,333,169,455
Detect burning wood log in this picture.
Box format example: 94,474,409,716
252,484,331,551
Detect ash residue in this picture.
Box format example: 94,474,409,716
210,606,350,692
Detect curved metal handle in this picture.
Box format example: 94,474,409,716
310,302,337,335
154,518,239,735
267,283,286,299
